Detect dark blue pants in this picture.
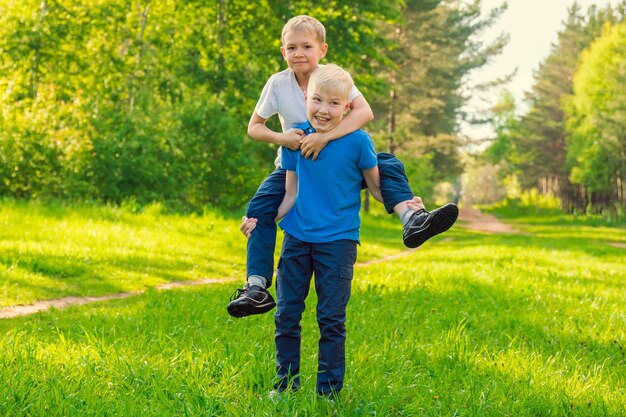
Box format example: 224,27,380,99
246,152,413,285
274,233,357,394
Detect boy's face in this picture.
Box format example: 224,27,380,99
280,30,328,75
306,88,350,133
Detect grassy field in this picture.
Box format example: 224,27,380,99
0,199,404,307
1,199,625,416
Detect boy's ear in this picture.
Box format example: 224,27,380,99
320,43,328,58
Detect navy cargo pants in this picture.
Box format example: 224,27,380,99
274,233,357,395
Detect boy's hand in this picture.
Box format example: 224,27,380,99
281,129,304,150
407,196,425,211
240,216,258,238
300,132,329,160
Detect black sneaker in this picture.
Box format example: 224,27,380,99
403,203,459,248
227,283,276,318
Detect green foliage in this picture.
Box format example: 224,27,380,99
0,1,507,210
0,84,96,199
566,21,626,195
88,90,272,209
482,189,563,218
398,150,437,196
371,0,506,187
487,2,626,214
0,1,412,210
485,92,515,160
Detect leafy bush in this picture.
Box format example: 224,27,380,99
0,85,274,211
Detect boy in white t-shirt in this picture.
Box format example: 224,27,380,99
227,15,458,318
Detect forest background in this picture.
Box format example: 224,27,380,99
1,0,625,218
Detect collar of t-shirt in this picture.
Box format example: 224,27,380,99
294,121,315,136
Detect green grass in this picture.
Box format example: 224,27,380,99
0,198,406,307
1,199,625,416
0,199,249,307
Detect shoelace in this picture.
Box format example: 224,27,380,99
230,287,245,302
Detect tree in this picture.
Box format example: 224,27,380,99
566,21,626,214
484,91,522,174
371,0,507,196
509,1,626,212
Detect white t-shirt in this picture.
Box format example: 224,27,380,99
254,66,363,167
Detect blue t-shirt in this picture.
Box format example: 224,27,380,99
279,123,378,243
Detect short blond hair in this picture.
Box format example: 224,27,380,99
281,15,326,45
308,64,353,102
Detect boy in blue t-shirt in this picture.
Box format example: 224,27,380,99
269,64,384,396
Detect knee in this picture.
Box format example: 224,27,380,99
377,152,394,161
246,196,280,219
317,312,346,335
377,153,404,173
275,311,302,334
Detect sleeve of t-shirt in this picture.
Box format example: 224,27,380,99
349,84,362,101
357,131,378,171
254,75,279,119
281,147,297,171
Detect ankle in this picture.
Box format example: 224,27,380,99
247,275,268,289
400,209,416,226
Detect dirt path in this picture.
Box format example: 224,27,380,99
0,278,235,319
1,208,518,320
358,208,519,267
457,207,520,234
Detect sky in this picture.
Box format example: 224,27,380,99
464,0,618,139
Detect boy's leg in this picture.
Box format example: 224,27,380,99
227,169,285,318
311,239,357,396
246,169,286,283
274,233,313,392
377,152,458,248
377,152,414,214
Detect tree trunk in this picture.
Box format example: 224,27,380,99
129,3,150,112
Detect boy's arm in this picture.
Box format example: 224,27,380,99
248,112,303,151
275,170,298,221
362,166,383,203
300,95,374,159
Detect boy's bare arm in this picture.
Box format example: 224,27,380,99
300,95,374,159
275,170,298,221
248,112,304,151
362,166,383,203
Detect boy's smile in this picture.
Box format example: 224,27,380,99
281,30,328,76
306,89,349,133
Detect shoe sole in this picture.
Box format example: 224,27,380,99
403,203,459,248
227,300,276,318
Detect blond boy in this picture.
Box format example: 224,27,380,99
271,64,379,395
